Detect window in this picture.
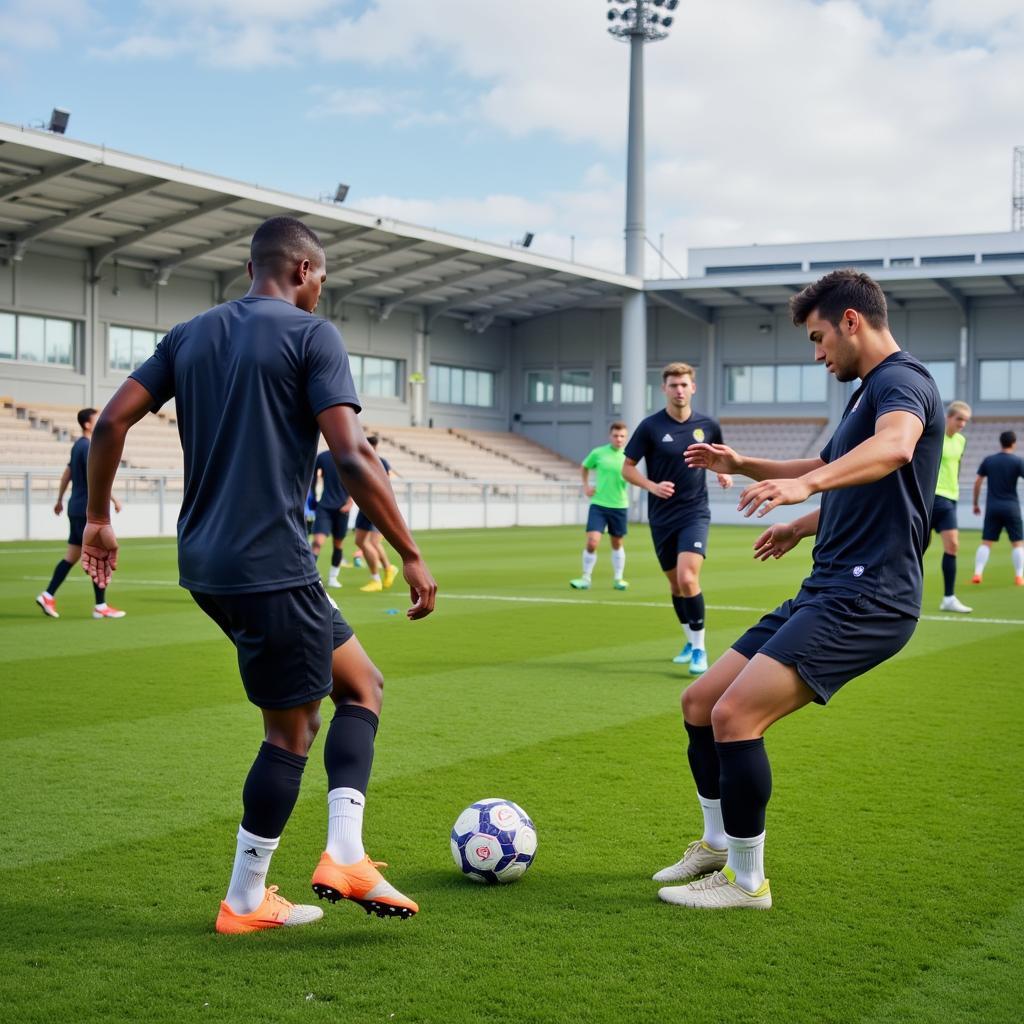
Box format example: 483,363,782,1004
525,370,554,404
109,325,160,372
560,369,593,404
429,364,496,408
726,364,825,404
0,311,78,367
978,359,1024,402
349,354,403,399
610,368,665,413
921,360,956,401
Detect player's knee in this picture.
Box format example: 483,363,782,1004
945,538,959,555
709,697,737,739
682,684,709,724
678,569,699,592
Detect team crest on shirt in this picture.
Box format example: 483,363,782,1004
692,428,705,442
852,565,865,577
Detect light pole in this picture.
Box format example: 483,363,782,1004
607,0,677,437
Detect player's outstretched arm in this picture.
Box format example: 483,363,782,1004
753,509,820,561
685,442,824,481
83,378,156,586
317,404,437,620
737,410,923,518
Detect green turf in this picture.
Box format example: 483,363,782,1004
2,525,1023,1023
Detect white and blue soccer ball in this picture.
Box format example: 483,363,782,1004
450,798,537,884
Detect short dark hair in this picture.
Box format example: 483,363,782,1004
609,421,627,432
1000,430,1017,448
366,433,380,448
790,268,888,329
77,407,97,429
250,216,324,274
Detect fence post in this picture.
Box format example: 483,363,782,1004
158,476,165,535
24,471,31,540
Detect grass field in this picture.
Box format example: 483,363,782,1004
2,524,1023,1024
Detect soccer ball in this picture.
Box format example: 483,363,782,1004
450,798,537,884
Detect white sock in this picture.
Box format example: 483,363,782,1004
974,545,990,576
611,548,625,580
725,830,766,892
326,787,365,865
94,602,108,610
1013,548,1024,577
697,794,727,849
683,624,694,645
370,572,381,582
690,628,706,651
328,565,339,582
581,550,597,579
225,826,279,914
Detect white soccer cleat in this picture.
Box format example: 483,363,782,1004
939,595,972,613
658,867,772,910
652,839,727,883
326,578,342,589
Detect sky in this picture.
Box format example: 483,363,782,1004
1,0,1022,276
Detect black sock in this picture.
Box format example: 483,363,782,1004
331,548,343,568
716,738,772,837
671,595,688,626
46,559,73,596
93,584,105,605
942,553,956,597
681,593,705,631
684,721,720,799
240,741,308,838
324,704,379,794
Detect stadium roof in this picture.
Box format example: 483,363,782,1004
0,121,639,328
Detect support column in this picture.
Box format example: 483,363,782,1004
957,322,969,402
85,256,99,407
705,320,718,417
411,311,428,427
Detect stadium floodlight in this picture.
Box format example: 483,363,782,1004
333,183,350,203
607,0,674,42
47,108,70,134
519,232,535,248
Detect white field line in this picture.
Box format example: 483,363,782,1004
18,577,1024,626
4,542,177,555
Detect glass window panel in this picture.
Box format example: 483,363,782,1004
349,354,363,391
1010,360,1024,401
110,326,132,370
921,360,955,401
130,329,156,369
428,367,439,403
464,370,479,406
479,370,493,407
45,319,73,365
18,316,45,362
751,365,774,402
437,365,451,404
450,367,464,405
0,312,16,359
367,357,385,396
527,370,554,404
610,368,622,411
646,368,662,412
726,366,750,403
560,369,593,404
776,365,801,403
801,364,827,402
979,360,1009,401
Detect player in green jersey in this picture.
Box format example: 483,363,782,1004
571,422,630,591
929,400,972,613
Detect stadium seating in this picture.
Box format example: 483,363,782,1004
961,417,1024,484
718,418,829,462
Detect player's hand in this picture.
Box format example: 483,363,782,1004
685,442,741,474
113,498,123,514
717,473,733,490
737,477,812,518
973,505,981,516
650,480,675,499
53,499,63,516
753,522,802,561
403,556,437,620
82,521,119,588
584,485,596,498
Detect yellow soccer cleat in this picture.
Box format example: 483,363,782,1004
360,579,383,593
383,564,399,589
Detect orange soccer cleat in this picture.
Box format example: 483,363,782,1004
311,852,419,919
1015,576,1024,587
35,593,59,619
215,885,323,935
970,574,983,585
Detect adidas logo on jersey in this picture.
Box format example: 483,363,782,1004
662,433,674,442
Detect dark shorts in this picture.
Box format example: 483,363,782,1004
586,504,628,537
68,515,85,546
982,506,1024,543
313,506,349,540
650,516,711,571
731,586,918,705
190,582,354,710
930,495,958,534
354,510,379,533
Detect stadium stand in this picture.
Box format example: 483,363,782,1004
962,417,1024,480
718,418,829,461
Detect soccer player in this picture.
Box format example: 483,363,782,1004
356,434,399,593
570,421,630,591
622,363,732,675
35,407,125,620
931,400,972,613
311,447,354,588
81,216,437,934
971,430,1024,586
655,269,942,910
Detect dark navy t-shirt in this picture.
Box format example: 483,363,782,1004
67,435,89,518
624,409,723,528
314,449,349,510
804,352,943,617
130,295,360,594
977,452,1024,511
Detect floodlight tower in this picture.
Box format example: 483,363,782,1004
607,0,678,438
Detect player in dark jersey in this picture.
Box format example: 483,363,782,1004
82,217,437,934
656,269,942,909
971,430,1024,586
623,362,732,675
355,434,399,593
35,407,125,620
311,447,354,589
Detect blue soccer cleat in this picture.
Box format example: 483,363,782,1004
672,642,693,665
689,649,708,675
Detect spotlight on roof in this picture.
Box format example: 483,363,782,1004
519,232,534,248
333,183,350,203
662,15,673,26
47,108,70,134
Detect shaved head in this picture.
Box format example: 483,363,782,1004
250,216,324,275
